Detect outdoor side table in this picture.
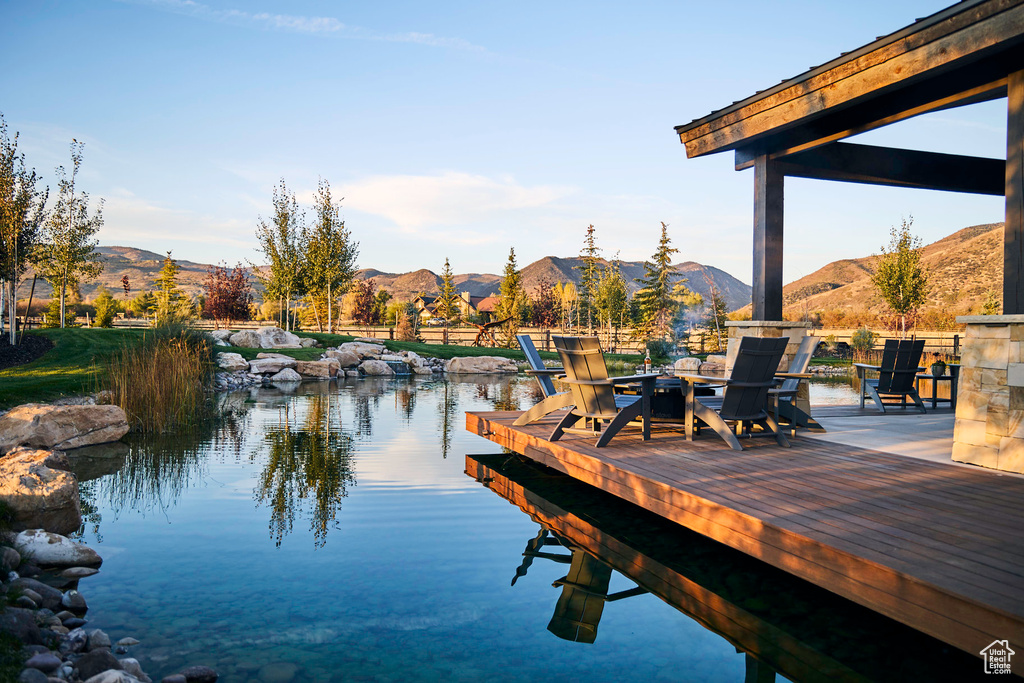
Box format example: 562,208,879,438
914,367,959,410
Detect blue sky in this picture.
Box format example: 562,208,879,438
0,0,1007,284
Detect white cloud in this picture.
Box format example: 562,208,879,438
341,172,574,231
123,0,485,51
100,191,253,249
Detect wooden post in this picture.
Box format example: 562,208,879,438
1006,69,1024,314
753,155,784,321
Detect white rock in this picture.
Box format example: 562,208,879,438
444,356,519,374
116,637,139,647
673,357,701,373
256,326,302,349
413,365,433,375
228,330,261,348
295,360,339,378
11,530,102,567
0,404,129,454
118,658,149,682
379,354,405,362
248,357,298,375
83,671,142,683
344,369,359,377
269,368,302,383
215,353,249,372
299,337,318,348
210,330,233,343
359,360,395,376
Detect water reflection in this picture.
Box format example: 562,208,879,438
467,453,983,682
256,393,356,547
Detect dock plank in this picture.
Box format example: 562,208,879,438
466,410,1024,656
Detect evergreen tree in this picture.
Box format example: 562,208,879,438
36,140,103,329
0,114,48,343
575,224,601,332
870,217,928,337
154,251,186,323
435,258,460,322
633,222,680,341
495,247,526,347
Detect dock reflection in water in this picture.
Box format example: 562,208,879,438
467,453,986,683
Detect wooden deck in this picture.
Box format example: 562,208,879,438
466,410,1024,658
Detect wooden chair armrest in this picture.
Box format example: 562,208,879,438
525,368,563,376
608,373,660,384
852,363,880,370
774,372,812,379
675,373,727,384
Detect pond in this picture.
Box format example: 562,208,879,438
65,377,976,682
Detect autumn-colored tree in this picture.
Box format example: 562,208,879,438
351,279,381,327
203,263,254,326
530,280,559,327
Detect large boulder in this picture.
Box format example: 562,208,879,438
0,448,81,534
674,357,701,373
256,326,302,349
359,360,395,377
210,330,233,344
299,337,318,348
0,607,44,645
248,357,297,375
10,530,102,567
444,356,518,374
295,360,339,379
322,349,361,368
215,353,249,372
0,404,129,454
228,330,260,348
337,342,385,359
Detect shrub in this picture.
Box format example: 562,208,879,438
646,339,673,362
104,323,215,433
850,327,877,360
92,287,119,328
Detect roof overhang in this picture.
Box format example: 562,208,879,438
675,0,1024,161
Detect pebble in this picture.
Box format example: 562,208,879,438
74,648,123,680
160,676,187,683
15,596,38,609
61,590,87,612
87,629,111,651
63,617,88,629
60,567,100,579
21,588,43,604
54,611,75,622
120,658,152,682
116,637,140,647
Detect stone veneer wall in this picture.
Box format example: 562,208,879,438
724,321,812,415
952,315,1024,474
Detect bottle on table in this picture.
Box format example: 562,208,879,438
644,349,652,374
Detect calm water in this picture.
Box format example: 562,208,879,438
64,377,976,682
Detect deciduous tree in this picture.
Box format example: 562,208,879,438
92,287,119,328
203,263,253,326
36,140,104,329
870,217,928,337
305,178,358,332
254,179,306,331
0,114,48,343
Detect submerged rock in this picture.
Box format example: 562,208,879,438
0,404,129,454
0,448,81,535
11,530,102,567
180,665,218,682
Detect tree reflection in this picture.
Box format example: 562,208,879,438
255,393,357,547
436,382,459,459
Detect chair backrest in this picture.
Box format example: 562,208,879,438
719,336,788,421
877,338,925,393
552,336,618,418
778,335,820,394
547,549,613,643
517,334,558,397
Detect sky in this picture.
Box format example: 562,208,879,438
0,0,1009,285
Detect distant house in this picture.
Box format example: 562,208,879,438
414,291,499,322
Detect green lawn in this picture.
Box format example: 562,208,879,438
1,327,645,408
0,328,150,408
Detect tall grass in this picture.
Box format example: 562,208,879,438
104,323,215,433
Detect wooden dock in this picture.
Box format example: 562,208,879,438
466,410,1024,658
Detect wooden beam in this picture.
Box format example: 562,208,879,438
762,142,1006,195
1006,69,1024,314
678,1,1024,158
753,157,784,321
733,78,1008,170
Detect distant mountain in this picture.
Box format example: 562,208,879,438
744,222,1004,318
16,244,752,313
358,255,752,311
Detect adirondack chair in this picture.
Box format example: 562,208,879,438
680,336,790,451
548,336,658,448
855,339,927,413
513,334,573,426
769,335,825,432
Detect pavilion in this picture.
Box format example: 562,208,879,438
674,0,1024,473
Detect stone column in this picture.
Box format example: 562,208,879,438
725,321,812,415
952,315,1024,474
